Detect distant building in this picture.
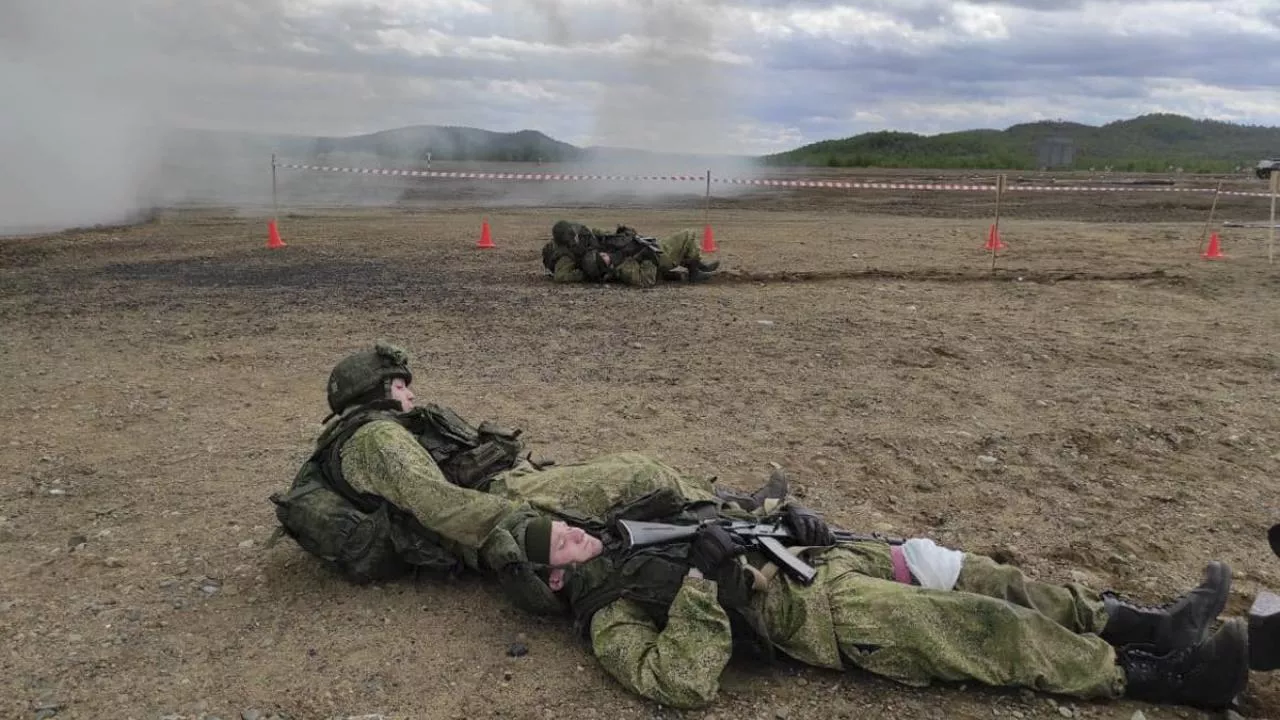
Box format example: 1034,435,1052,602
1036,137,1075,169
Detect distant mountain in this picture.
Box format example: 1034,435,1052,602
306,125,584,163
761,114,1280,172
161,125,585,164
160,113,1280,173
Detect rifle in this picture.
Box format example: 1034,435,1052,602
600,231,662,260
615,518,904,586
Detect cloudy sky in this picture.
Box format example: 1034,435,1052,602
6,0,1280,157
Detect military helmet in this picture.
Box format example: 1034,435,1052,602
326,342,414,415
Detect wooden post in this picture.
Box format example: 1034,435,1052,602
1270,171,1279,264
990,173,1006,271
271,153,279,221
1198,180,1224,254
704,170,711,228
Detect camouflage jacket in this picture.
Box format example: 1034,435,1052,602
589,574,733,708
578,541,865,709
339,418,542,574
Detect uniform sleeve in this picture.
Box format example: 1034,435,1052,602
552,256,585,283
340,420,534,551
588,575,733,709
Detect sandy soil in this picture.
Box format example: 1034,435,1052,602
2,165,1279,720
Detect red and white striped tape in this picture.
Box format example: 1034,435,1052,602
276,163,1275,198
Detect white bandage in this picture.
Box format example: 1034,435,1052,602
903,538,964,591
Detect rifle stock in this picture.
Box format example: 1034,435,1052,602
616,519,700,547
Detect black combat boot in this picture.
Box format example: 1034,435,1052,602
751,464,789,508
1116,617,1250,710
1099,561,1231,653
684,259,720,282
714,465,790,511
1248,589,1280,671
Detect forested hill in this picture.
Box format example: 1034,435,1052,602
761,114,1280,172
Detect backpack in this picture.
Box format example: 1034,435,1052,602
270,455,461,583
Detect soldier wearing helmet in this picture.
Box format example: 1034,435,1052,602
323,342,416,420
271,341,786,615
542,220,721,287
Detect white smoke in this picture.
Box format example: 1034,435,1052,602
0,0,770,232
0,1,168,234
512,0,764,206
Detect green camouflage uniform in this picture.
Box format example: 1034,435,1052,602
339,419,539,571
340,423,726,566
583,541,1125,709
606,230,706,287
487,452,720,518
545,225,707,288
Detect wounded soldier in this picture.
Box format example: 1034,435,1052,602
541,220,720,286
509,506,1256,711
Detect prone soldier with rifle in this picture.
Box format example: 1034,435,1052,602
506,493,1258,712
541,220,720,287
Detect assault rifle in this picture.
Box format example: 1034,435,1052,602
600,230,662,259
616,518,904,586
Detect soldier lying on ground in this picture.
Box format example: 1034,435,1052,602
269,342,782,611
541,220,720,286
508,501,1253,712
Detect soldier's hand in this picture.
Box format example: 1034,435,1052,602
689,524,746,576
783,504,835,546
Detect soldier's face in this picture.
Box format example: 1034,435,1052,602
389,377,414,411
546,521,603,591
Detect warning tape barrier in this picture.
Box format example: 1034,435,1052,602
276,163,1276,198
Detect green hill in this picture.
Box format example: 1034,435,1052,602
166,113,1280,173
761,114,1280,172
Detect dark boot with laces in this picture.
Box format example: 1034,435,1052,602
714,464,789,512
684,259,720,282
1100,561,1231,653
1117,617,1250,709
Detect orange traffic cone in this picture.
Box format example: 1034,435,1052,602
477,219,495,249
266,219,286,249
983,224,1006,251
701,224,718,253
1201,231,1225,260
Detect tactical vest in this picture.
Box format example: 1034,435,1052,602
269,400,526,584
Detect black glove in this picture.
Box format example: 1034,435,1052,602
783,504,835,546
689,524,745,577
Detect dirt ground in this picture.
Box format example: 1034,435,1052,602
3,166,1280,720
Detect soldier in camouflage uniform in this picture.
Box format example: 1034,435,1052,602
510,508,1250,711
541,220,720,287
270,342,782,610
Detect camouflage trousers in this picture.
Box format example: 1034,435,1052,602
486,452,722,521
761,542,1125,699
612,230,705,287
